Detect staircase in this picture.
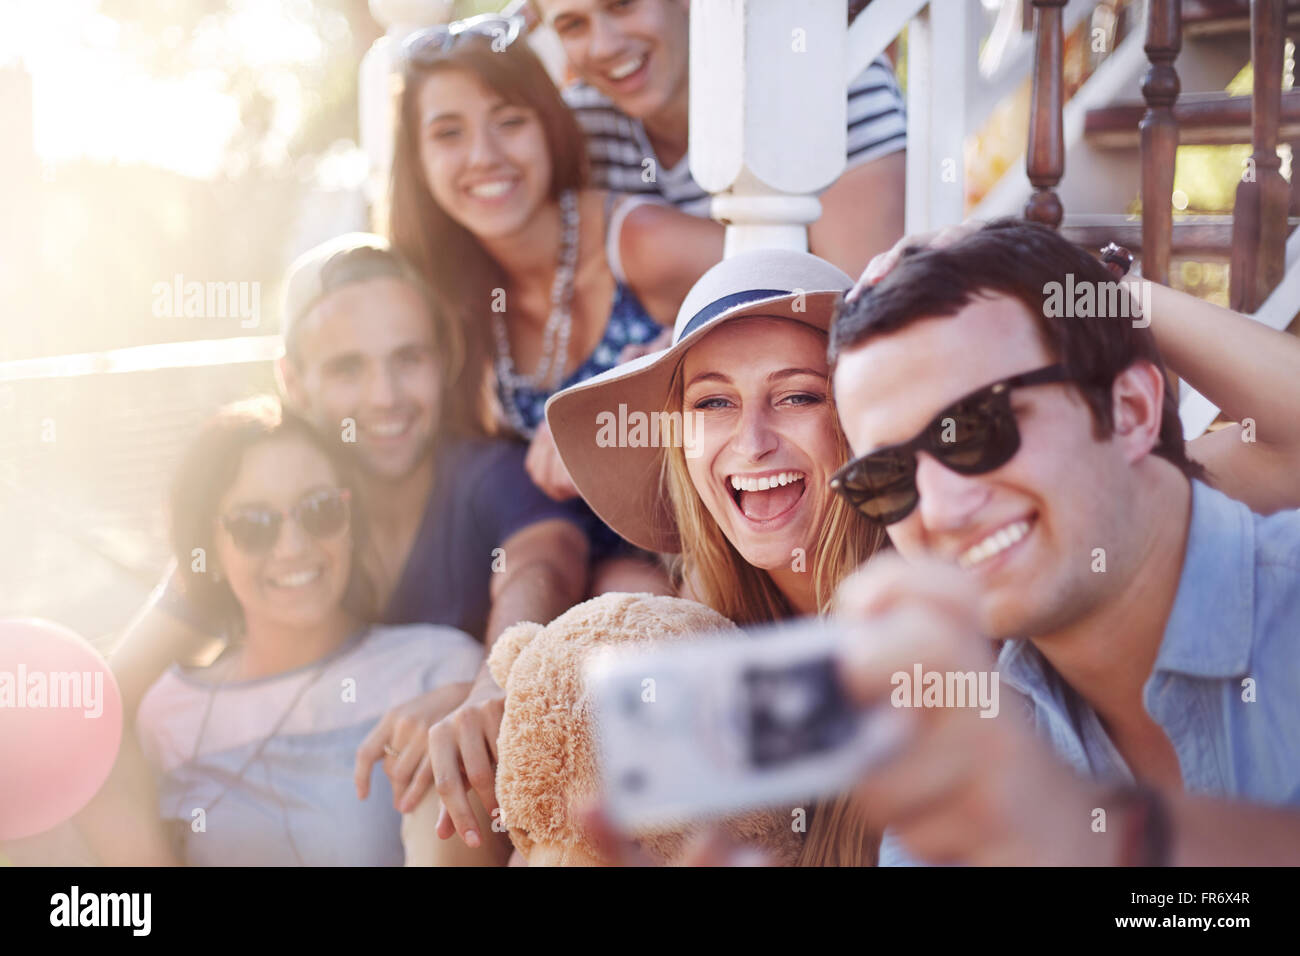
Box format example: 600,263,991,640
951,0,1299,438
1051,1,1297,307
354,1,1298,439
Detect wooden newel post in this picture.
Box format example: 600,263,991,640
1139,0,1181,286
1230,0,1288,312
1025,0,1067,229
690,0,848,257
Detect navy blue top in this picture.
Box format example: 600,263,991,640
382,437,586,637
159,437,587,643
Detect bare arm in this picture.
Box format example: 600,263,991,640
485,517,589,646
427,518,590,849
808,151,907,277
61,578,210,864
72,730,178,865
620,201,724,328
110,580,213,721
1133,276,1300,513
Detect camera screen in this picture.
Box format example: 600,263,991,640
742,657,857,768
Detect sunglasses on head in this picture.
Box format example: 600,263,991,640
830,364,1073,526
401,14,524,68
220,488,352,556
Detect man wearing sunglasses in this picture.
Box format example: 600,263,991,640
825,219,1300,865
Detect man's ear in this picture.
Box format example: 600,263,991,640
1109,360,1165,464
277,355,308,411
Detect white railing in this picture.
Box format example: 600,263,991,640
0,337,282,383
897,1,971,234
1179,227,1300,438
690,0,848,256
691,0,1114,243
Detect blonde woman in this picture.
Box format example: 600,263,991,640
547,249,885,866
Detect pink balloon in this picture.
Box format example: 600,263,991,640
0,618,123,840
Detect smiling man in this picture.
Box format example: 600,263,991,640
826,219,1300,865
533,0,907,275
101,234,589,864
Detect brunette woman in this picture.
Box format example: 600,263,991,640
388,14,722,588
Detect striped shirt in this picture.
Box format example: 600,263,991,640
564,56,907,218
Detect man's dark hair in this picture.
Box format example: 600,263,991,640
828,217,1205,481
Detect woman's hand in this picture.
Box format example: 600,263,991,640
846,221,984,303
354,681,472,810
524,420,580,501
428,674,508,849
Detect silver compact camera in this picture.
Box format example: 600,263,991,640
587,618,907,831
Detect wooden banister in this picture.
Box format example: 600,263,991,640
1085,90,1300,146
1025,0,1067,229
1229,0,1290,312
1139,0,1181,287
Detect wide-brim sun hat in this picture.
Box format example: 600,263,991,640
545,248,853,554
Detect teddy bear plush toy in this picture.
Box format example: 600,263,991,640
488,592,804,866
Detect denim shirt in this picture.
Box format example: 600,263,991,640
880,480,1300,866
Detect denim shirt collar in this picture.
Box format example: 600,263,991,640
1154,479,1255,678
997,480,1256,757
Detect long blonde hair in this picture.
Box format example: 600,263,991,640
659,350,887,866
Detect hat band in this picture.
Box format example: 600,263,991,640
677,288,790,342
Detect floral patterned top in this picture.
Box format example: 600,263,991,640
497,282,663,434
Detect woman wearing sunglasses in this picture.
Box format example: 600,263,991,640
547,249,887,866
387,14,722,589
130,396,490,865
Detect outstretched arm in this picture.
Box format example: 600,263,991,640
110,575,214,721
72,730,178,865
58,576,211,864
835,553,1300,867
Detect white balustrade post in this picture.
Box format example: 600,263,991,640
360,0,455,211
690,0,848,257
905,1,969,235
904,7,932,235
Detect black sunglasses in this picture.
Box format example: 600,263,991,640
401,14,524,68
220,488,352,556
830,365,1071,526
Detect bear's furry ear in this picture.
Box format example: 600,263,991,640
488,621,545,688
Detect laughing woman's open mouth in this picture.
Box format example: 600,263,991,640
728,470,808,525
